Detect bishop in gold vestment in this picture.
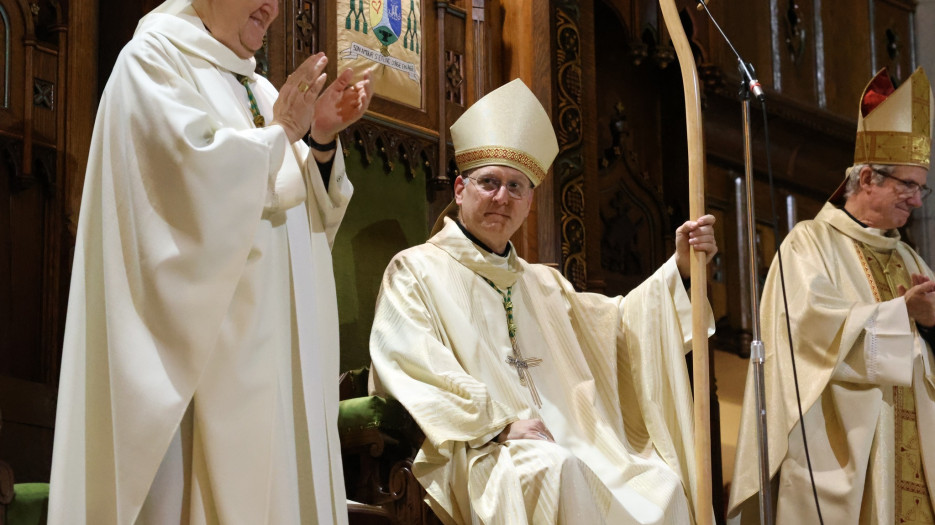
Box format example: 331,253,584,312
370,79,718,524
728,67,935,524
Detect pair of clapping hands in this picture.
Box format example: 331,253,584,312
271,52,374,148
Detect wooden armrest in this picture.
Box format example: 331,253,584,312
0,461,13,506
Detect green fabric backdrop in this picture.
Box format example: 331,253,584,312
333,148,429,371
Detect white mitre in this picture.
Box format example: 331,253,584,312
450,79,559,186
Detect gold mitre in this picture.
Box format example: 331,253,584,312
854,67,933,169
450,79,559,186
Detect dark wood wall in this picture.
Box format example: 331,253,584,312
0,0,71,483
559,0,917,350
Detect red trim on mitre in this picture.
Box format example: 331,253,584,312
861,69,896,117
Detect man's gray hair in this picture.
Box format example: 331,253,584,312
842,163,894,200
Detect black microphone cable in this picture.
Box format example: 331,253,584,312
760,100,825,525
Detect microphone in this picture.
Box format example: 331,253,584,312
740,62,766,102
695,0,766,102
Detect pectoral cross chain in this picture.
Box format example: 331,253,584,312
482,277,544,408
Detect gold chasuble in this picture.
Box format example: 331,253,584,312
370,218,715,525
728,203,935,524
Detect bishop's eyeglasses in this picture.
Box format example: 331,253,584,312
465,174,533,199
873,169,933,199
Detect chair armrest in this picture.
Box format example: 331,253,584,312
0,461,13,505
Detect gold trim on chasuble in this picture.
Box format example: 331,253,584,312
852,241,935,524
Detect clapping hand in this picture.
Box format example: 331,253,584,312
310,67,374,149
271,52,329,143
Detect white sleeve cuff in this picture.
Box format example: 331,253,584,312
835,298,914,385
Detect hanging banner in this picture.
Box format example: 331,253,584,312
338,0,423,108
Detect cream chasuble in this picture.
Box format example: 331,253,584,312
728,203,935,524
48,1,352,523
370,218,715,525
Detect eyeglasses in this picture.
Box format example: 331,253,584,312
465,175,533,199
873,169,933,199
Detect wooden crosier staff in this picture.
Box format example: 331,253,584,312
657,0,713,523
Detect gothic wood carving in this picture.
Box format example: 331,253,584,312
295,0,318,54
33,78,53,110
0,0,67,485
597,102,666,285
554,2,587,291
340,115,438,185
445,49,464,105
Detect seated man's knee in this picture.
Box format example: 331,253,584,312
509,441,590,487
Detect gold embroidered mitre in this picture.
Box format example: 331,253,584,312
450,79,559,187
854,67,933,169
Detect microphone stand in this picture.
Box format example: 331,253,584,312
739,69,773,525
694,2,773,524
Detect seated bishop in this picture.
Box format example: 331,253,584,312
369,79,718,525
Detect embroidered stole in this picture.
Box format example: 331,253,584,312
856,241,934,524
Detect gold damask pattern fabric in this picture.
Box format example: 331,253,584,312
912,70,932,137
456,147,547,184
857,242,934,525
895,385,935,524
854,132,931,168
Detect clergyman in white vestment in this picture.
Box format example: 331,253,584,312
728,67,935,524
369,79,719,525
47,0,373,523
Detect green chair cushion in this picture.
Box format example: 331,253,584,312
8,483,49,525
338,395,413,440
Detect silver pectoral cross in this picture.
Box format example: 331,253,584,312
506,351,543,408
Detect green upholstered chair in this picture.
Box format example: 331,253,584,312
0,372,429,525
0,417,48,525
2,484,48,525
338,367,440,525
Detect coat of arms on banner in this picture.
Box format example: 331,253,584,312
338,0,422,108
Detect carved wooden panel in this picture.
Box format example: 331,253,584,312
873,0,916,87
554,2,587,290
703,0,773,94
295,0,318,55
0,0,66,384
0,0,68,485
593,0,669,295
31,47,58,143
775,0,819,104
443,5,467,123
339,115,438,184
821,0,872,117
445,49,464,104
